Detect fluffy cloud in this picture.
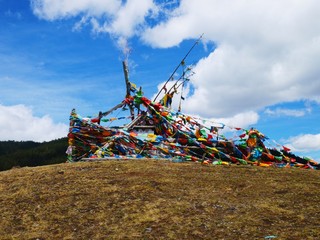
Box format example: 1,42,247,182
105,0,156,37
31,0,121,20
142,0,320,118
31,0,158,55
32,0,157,38
287,134,320,152
0,104,68,142
210,111,259,130
153,81,259,132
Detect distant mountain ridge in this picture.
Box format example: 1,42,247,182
0,138,67,171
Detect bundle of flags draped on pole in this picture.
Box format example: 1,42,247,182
66,91,319,170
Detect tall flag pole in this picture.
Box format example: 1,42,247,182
122,60,135,120
153,33,204,102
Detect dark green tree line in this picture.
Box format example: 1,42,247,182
0,138,68,171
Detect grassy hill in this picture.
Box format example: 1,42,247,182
0,159,319,239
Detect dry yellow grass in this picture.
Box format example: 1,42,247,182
0,159,319,239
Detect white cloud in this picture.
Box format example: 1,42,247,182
142,0,320,118
106,0,156,37
87,0,157,38
31,0,159,56
31,0,121,20
0,104,68,142
264,108,306,117
31,0,157,45
285,134,320,152
280,133,320,162
152,80,259,131
211,111,259,130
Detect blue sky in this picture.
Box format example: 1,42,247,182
1,0,320,161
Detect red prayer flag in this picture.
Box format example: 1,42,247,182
239,133,246,138
282,146,291,152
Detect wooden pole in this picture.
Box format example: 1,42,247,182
122,60,135,120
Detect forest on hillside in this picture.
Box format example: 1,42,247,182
0,138,67,171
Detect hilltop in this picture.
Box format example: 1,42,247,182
0,159,319,239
